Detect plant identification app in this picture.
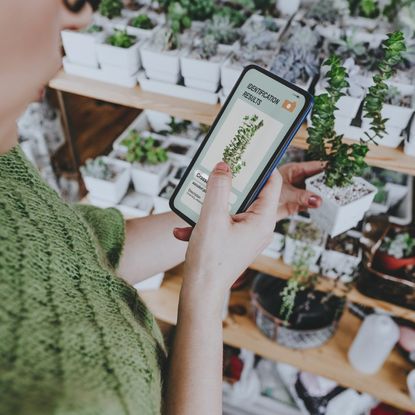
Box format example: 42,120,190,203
174,67,306,223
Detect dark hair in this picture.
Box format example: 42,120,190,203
63,0,99,13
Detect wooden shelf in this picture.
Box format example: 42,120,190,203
50,70,415,175
141,265,415,413
251,254,415,323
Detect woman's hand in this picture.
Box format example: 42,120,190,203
174,161,282,304
277,161,324,219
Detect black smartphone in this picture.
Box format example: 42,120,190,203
169,64,313,226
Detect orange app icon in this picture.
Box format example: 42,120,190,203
282,100,297,112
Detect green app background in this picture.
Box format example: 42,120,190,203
174,67,307,223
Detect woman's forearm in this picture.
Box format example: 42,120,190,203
165,284,224,415
118,212,188,285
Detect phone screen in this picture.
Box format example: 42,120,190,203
171,66,311,225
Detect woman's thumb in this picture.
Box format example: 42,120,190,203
200,161,233,220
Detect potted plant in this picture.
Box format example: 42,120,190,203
97,29,141,76
165,136,195,161
122,131,171,196
305,32,407,237
374,228,415,272
116,12,160,38
80,156,131,204
157,116,201,141
251,258,345,350
283,217,327,268
98,0,123,20
117,189,155,218
61,24,105,68
320,232,362,281
268,24,321,89
180,34,227,92
140,27,184,84
203,14,241,52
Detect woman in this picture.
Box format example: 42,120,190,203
0,1,323,414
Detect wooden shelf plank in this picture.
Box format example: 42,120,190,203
251,254,415,323
49,70,415,175
140,267,415,413
49,70,220,125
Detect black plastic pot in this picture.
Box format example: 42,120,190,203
251,274,344,349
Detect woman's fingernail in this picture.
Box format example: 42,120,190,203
215,161,230,172
308,195,320,208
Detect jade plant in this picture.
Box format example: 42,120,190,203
122,131,168,165
223,114,264,176
307,32,407,188
107,30,136,48
131,14,155,29
80,157,114,180
99,0,123,19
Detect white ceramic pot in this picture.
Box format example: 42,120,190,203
221,59,242,91
363,104,414,130
335,95,362,119
320,249,362,281
181,55,224,92
131,161,171,196
146,110,172,132
334,116,363,141
97,41,141,76
81,157,131,204
306,173,377,237
362,119,404,148
261,232,285,259
404,139,415,157
61,29,105,68
184,77,220,93
276,0,300,16
140,43,181,84
165,136,195,162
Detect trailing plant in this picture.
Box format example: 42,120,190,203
279,246,317,322
107,30,136,48
362,31,406,143
204,15,239,45
99,0,123,19
131,14,155,29
223,114,264,176
306,32,406,188
122,131,168,165
81,157,114,180
380,232,415,258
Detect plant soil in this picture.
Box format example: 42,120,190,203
327,233,360,256
311,175,373,206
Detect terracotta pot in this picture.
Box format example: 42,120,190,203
374,250,415,272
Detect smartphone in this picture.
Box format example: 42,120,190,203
169,64,313,226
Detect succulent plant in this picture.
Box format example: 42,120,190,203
122,131,168,165
85,24,103,34
215,5,248,27
242,18,280,49
152,27,179,51
288,221,324,244
204,15,239,45
192,34,219,60
167,1,192,36
306,0,350,23
99,0,123,19
130,14,155,29
80,157,114,180
381,232,415,259
330,31,367,61
107,30,136,48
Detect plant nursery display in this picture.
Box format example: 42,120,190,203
122,131,170,196
222,114,264,176
305,31,407,237
80,156,131,204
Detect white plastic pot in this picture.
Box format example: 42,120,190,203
116,189,155,218
131,161,170,196
140,42,181,84
81,157,131,204
334,116,363,141
181,54,225,92
261,232,285,259
61,29,105,68
97,41,141,76
276,0,300,16
320,248,362,281
306,173,377,237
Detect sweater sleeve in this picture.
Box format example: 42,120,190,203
73,204,126,269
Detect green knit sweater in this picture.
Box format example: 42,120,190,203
0,147,166,415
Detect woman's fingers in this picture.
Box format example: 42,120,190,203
173,226,193,241
246,170,282,219
279,183,322,208
199,161,233,223
279,161,325,185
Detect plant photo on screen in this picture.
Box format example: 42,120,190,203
222,114,264,176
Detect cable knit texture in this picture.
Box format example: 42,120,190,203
0,147,166,415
